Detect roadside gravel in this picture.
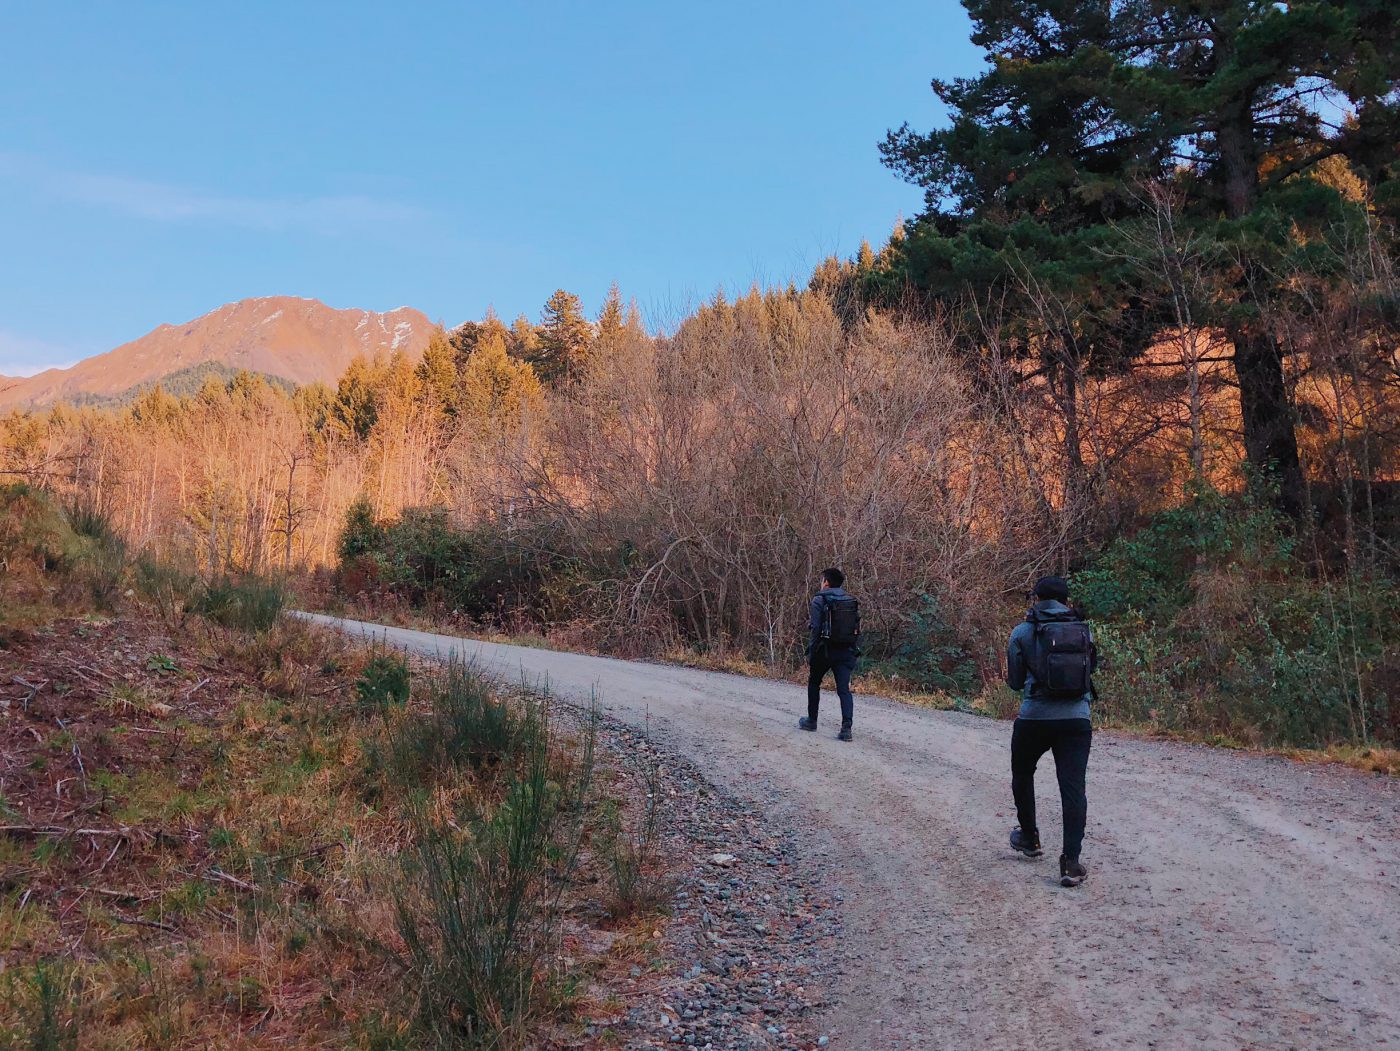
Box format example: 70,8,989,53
568,720,843,1051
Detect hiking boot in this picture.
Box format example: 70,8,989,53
837,724,853,742
1009,827,1043,858
1059,855,1087,887
797,716,818,732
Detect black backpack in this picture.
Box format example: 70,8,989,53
1030,613,1094,700
821,594,861,648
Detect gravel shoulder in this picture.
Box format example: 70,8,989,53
561,718,843,1051
299,612,1400,1051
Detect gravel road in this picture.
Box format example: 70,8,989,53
299,613,1400,1050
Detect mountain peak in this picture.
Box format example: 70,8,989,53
0,298,436,409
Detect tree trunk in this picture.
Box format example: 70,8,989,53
1216,85,1306,517
1231,325,1304,516
1052,335,1087,509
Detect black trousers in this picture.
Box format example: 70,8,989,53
808,647,855,726
1011,718,1092,862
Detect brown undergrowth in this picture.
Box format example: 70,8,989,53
0,489,686,1050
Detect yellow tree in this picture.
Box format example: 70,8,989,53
459,329,543,432
416,326,458,418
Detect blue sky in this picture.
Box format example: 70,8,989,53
0,2,980,374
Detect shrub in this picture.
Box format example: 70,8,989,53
598,760,675,921
0,963,81,1050
0,484,128,614
192,575,286,633
63,500,121,548
333,502,564,626
1074,484,1294,623
338,496,385,564
1076,488,1399,746
63,501,126,608
356,652,411,713
134,556,199,627
872,590,980,696
394,706,595,1049
389,660,542,779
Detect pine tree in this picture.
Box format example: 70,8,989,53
534,289,594,384
416,327,458,417
129,385,180,426
597,283,626,348
624,300,645,337
450,308,512,368
293,382,335,438
881,0,1400,515
509,313,541,364
459,329,544,429
331,355,382,441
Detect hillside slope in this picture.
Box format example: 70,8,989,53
0,297,434,409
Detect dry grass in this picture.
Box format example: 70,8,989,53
1276,743,1400,776
0,607,414,1048
1,528,688,1050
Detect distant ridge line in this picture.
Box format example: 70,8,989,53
0,296,435,410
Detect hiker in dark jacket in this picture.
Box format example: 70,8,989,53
798,567,859,741
1006,575,1095,887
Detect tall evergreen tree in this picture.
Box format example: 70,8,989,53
535,289,594,384
509,313,541,365
458,329,544,428
415,327,458,417
596,282,626,348
882,0,1399,515
331,355,382,441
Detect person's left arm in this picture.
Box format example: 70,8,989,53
1007,625,1029,691
806,594,824,656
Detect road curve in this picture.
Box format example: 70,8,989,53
297,612,1400,1050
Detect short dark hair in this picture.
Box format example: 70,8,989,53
821,567,845,588
1032,575,1069,601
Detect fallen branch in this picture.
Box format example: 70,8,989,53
90,886,156,902
54,665,102,691
59,887,90,920
112,911,177,932
67,661,116,684
0,824,132,839
269,841,344,864
55,717,87,786
203,867,260,893
96,836,125,873
13,676,46,712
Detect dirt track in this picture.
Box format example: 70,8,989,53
299,613,1399,1050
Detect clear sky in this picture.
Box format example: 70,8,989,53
0,1,980,375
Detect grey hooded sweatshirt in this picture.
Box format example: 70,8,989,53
1006,599,1094,721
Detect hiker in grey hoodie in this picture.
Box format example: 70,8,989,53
1006,575,1095,887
